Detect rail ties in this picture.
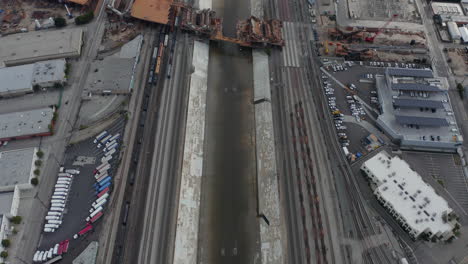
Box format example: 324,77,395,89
293,101,329,264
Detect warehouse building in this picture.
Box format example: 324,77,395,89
0,28,83,67
0,147,38,246
375,68,462,152
361,151,459,241
0,59,66,98
0,107,56,141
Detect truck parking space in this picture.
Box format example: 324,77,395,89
401,151,468,216
35,118,125,262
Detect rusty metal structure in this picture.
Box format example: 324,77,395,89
237,16,284,46
169,3,284,47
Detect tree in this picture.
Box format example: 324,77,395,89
34,160,42,167
10,216,21,225
54,16,67,28
75,11,94,25
457,83,465,100
33,169,40,176
30,178,39,186
33,84,41,92
53,82,63,89
0,251,8,259
36,150,44,158
1,240,10,248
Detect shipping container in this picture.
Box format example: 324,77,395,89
94,131,108,144
101,155,112,163
96,181,111,192
100,135,112,144
97,187,110,197
105,148,116,157
50,207,65,212
93,198,107,209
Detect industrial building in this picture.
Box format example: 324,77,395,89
0,107,56,141
375,68,463,152
0,28,83,67
459,26,468,43
0,148,38,248
361,151,458,241
0,59,66,98
447,21,462,41
431,2,464,16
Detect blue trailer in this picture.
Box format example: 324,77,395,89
97,182,111,192
99,177,112,187
97,175,111,184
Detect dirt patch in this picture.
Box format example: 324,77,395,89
447,49,468,76
1,0,82,34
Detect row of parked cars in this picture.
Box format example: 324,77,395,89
369,61,417,68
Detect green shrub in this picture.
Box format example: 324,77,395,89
0,251,7,258
31,178,39,186
33,169,40,176
75,11,94,25
10,216,21,225
54,16,67,28
1,240,9,248
34,160,42,167
36,150,44,158
457,83,465,100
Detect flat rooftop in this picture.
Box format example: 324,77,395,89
431,2,464,16
0,59,66,96
376,71,462,151
0,64,34,95
0,28,83,66
131,0,172,24
0,148,36,188
363,152,454,236
32,59,66,85
0,107,55,140
0,192,14,219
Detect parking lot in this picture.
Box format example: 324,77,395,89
401,151,468,218
36,117,126,260
320,60,391,160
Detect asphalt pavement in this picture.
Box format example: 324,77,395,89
37,118,125,262
12,0,111,262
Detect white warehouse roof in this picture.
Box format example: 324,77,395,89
459,26,468,43
448,21,461,40
0,28,83,66
0,64,34,96
0,59,66,97
362,151,454,238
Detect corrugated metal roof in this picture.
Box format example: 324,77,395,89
392,83,442,92
460,27,468,42
393,99,444,109
395,115,448,127
387,68,434,78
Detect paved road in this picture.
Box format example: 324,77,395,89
13,1,110,262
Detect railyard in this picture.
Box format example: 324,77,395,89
3,0,468,263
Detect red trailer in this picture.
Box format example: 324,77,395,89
89,211,103,223
97,187,109,198
78,224,93,236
